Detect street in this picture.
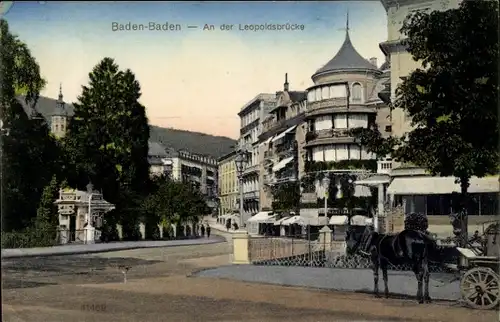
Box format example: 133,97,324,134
2,236,496,322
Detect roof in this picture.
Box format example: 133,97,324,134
312,31,378,77
148,141,168,157
367,73,390,103
288,91,307,103
238,93,276,116
17,95,75,125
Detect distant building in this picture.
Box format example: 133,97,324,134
258,74,307,212
217,150,238,216
50,84,69,138
237,93,277,223
150,146,218,212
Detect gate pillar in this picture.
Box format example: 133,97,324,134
232,231,250,264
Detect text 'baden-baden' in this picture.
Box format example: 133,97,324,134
111,22,182,32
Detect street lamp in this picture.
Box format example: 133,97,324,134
322,177,330,218
235,148,248,229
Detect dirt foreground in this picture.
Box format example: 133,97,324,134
3,246,498,322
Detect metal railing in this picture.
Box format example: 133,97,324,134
247,231,457,272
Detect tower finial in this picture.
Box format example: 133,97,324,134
58,83,63,101
346,9,350,33
284,73,289,92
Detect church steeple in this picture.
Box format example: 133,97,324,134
51,83,68,138
283,73,289,92
57,83,63,103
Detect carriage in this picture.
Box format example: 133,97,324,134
454,221,499,310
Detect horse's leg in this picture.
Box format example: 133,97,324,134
371,248,380,297
412,256,424,304
381,260,389,298
423,251,431,303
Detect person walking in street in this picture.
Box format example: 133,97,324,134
206,225,211,238
200,224,205,237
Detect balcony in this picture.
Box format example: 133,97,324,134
304,128,354,147
243,164,259,176
243,191,259,200
377,160,393,174
263,118,286,133
305,98,376,118
274,175,297,184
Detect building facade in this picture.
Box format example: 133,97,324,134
217,151,238,216
372,0,498,236
237,93,276,222
258,75,307,212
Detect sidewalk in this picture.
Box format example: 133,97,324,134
203,217,241,235
1,235,225,259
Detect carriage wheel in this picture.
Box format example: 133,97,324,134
460,267,499,310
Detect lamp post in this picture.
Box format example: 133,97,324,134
234,148,248,229
322,177,330,219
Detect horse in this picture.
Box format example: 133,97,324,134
345,224,437,304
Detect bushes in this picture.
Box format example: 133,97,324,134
1,227,58,249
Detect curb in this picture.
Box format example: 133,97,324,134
2,235,226,259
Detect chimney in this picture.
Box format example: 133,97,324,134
284,73,289,92
369,57,377,67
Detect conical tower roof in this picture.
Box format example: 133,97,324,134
312,14,378,78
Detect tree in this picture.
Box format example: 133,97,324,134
31,175,60,245
143,176,209,235
63,57,151,238
0,19,61,231
350,1,499,245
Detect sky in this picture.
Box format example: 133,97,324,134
4,1,388,139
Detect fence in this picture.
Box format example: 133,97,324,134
234,228,458,273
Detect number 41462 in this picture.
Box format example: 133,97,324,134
81,304,106,312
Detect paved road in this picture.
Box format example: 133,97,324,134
196,265,461,301
2,236,495,322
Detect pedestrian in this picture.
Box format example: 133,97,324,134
226,220,231,231
206,225,211,238
200,224,205,237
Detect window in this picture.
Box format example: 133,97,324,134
315,88,322,101
333,114,347,128
352,83,362,102
349,145,361,159
321,86,329,100
314,116,332,131
55,124,59,131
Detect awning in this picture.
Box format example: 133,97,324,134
271,125,297,143
387,175,499,195
247,211,275,223
354,185,372,197
282,215,308,226
329,215,348,225
259,136,274,147
350,215,370,226
355,174,390,187
272,156,294,172
273,216,292,226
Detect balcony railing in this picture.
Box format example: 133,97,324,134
307,97,348,111
305,128,350,142
263,118,286,133
377,160,393,174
